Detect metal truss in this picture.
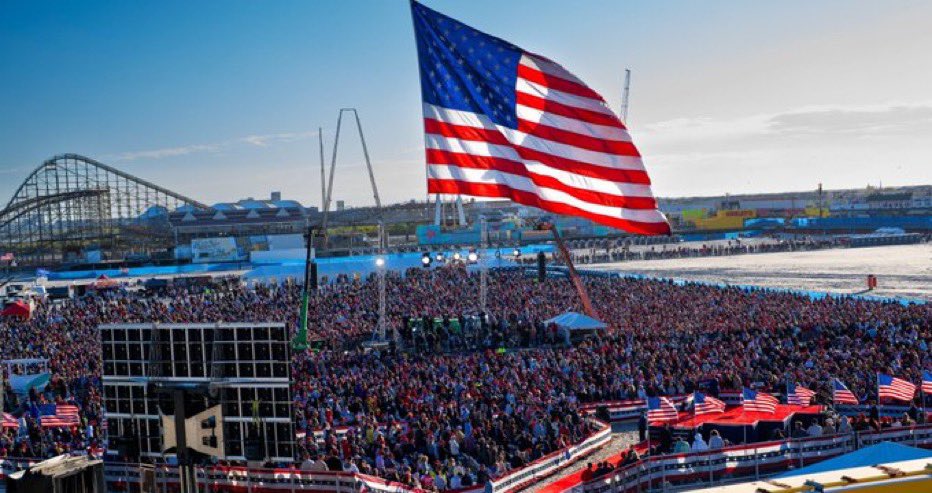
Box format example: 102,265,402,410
0,153,206,266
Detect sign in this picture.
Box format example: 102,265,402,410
191,237,241,263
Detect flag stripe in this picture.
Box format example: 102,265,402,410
516,92,624,128
426,151,658,207
425,115,645,170
516,104,631,142
426,167,667,222
428,179,672,235
516,118,641,156
516,63,605,102
424,134,652,184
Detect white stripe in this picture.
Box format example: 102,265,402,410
427,165,667,224
519,54,588,89
516,104,631,142
427,156,655,198
425,104,646,171
524,162,655,198
516,78,613,116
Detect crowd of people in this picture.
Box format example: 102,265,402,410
1,263,929,491
560,237,838,265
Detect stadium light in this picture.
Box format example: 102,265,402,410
421,253,431,267
467,251,479,263
375,257,385,268
435,253,445,262
513,248,521,257
453,252,462,261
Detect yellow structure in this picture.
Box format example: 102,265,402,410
690,209,756,231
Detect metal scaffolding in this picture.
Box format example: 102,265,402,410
0,154,207,266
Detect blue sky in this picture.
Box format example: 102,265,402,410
2,0,930,207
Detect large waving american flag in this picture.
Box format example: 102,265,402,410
411,2,670,235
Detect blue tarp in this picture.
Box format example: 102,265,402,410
544,311,606,330
775,442,932,478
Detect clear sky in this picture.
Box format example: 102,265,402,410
2,0,930,208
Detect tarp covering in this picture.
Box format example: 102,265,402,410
544,312,607,330
9,372,51,394
1,300,31,318
774,441,932,478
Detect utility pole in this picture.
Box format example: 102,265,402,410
621,68,632,123
479,216,488,313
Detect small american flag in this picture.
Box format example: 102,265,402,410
878,373,916,402
693,392,726,415
742,388,778,413
411,2,669,235
833,379,859,405
646,396,678,424
787,383,816,406
2,412,19,429
922,370,932,395
0,252,13,262
40,404,81,428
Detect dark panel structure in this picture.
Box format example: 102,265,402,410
99,323,294,463
0,154,206,265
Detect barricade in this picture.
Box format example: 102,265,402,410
579,425,932,493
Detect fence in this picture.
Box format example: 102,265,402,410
578,424,932,493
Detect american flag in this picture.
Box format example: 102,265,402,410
693,392,726,415
39,404,81,428
922,370,932,395
0,252,13,262
877,373,916,402
787,383,816,406
2,412,19,429
832,379,859,405
411,2,670,235
646,396,678,424
742,388,778,413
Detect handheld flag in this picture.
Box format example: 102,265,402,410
742,388,778,413
832,379,858,405
646,396,678,424
787,383,816,406
877,373,916,402
411,1,670,234
922,370,932,395
39,404,80,428
693,392,726,415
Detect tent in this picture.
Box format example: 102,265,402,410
90,274,119,290
774,441,932,478
544,312,606,345
1,300,32,319
544,312,607,330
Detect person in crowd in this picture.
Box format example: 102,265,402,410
690,433,708,452
708,430,724,449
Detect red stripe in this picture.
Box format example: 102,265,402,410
517,118,640,157
516,92,625,129
425,119,651,184
428,178,670,235
426,149,658,210
517,64,605,102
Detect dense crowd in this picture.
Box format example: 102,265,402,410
1,264,930,491
560,237,838,265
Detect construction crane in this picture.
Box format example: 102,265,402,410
536,221,598,319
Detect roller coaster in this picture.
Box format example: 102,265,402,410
0,154,207,266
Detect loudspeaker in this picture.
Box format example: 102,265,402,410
537,252,546,282
244,426,264,461
161,405,225,458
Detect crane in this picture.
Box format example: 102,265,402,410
537,221,598,319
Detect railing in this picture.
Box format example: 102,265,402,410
578,424,932,493
489,418,612,493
